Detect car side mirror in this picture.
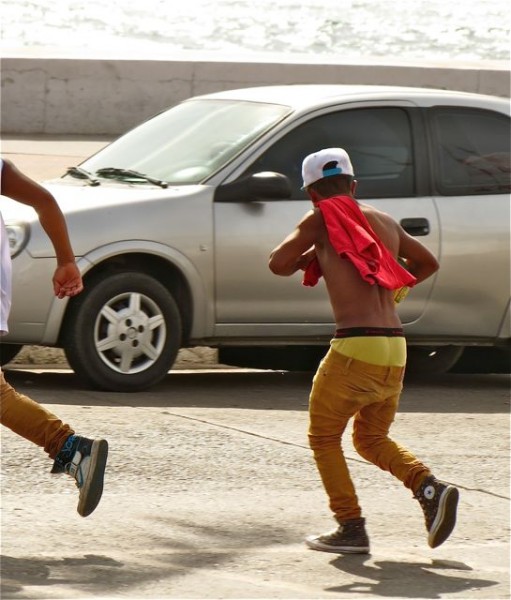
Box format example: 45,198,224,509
214,172,292,203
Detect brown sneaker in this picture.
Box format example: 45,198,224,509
414,476,459,548
305,517,370,554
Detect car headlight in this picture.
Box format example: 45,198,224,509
5,221,30,258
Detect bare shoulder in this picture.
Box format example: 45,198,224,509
360,202,398,231
360,201,392,221
359,202,400,252
298,207,324,234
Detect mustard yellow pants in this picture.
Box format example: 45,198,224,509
308,340,430,521
0,369,74,458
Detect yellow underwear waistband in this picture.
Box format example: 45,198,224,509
330,336,407,367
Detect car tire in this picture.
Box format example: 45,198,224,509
63,271,182,392
0,343,24,366
406,345,465,377
450,346,511,374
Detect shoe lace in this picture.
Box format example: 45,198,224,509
329,521,367,543
414,487,435,528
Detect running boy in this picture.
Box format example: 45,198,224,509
269,148,459,553
1,157,108,518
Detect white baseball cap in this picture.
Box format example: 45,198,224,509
301,148,354,188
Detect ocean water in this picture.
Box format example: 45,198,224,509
1,0,510,62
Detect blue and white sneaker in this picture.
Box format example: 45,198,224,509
52,435,108,517
414,476,459,548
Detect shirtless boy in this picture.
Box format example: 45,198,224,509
269,148,459,553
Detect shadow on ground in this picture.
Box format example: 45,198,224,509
1,518,296,599
328,554,498,598
3,367,509,414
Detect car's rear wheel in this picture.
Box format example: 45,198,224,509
406,345,465,377
63,272,182,392
0,343,24,366
450,346,510,373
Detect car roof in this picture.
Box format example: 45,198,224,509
191,84,508,111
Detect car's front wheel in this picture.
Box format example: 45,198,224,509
63,272,182,392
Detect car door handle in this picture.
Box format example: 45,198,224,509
400,218,430,236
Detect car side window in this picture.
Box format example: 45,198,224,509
430,107,511,195
243,107,415,199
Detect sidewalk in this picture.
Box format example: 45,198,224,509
1,134,112,181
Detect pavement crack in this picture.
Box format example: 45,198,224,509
449,485,510,500
164,410,310,450
165,411,511,501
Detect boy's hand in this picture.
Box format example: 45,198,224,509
53,262,84,298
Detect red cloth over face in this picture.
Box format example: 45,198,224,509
302,195,417,290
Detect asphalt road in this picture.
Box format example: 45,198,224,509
1,366,509,600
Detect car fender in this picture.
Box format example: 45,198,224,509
41,240,213,345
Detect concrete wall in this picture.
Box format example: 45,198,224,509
1,52,509,135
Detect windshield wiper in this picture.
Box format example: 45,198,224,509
66,166,101,186
95,167,169,188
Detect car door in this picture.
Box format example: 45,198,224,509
420,105,511,338
213,102,440,338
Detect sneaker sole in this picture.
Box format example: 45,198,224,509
77,439,108,517
428,485,459,548
305,536,370,554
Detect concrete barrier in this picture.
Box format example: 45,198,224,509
1,51,509,135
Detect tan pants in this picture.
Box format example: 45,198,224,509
308,346,430,521
0,370,74,458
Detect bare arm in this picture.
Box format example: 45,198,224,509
397,225,439,284
1,159,83,298
269,210,319,276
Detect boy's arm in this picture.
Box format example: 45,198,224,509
1,159,83,298
269,210,319,276
397,224,439,285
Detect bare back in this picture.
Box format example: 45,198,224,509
314,202,402,329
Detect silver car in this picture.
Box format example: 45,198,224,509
1,85,510,391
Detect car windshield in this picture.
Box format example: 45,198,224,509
78,99,291,185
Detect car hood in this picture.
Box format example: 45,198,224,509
1,179,214,260
0,179,205,222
